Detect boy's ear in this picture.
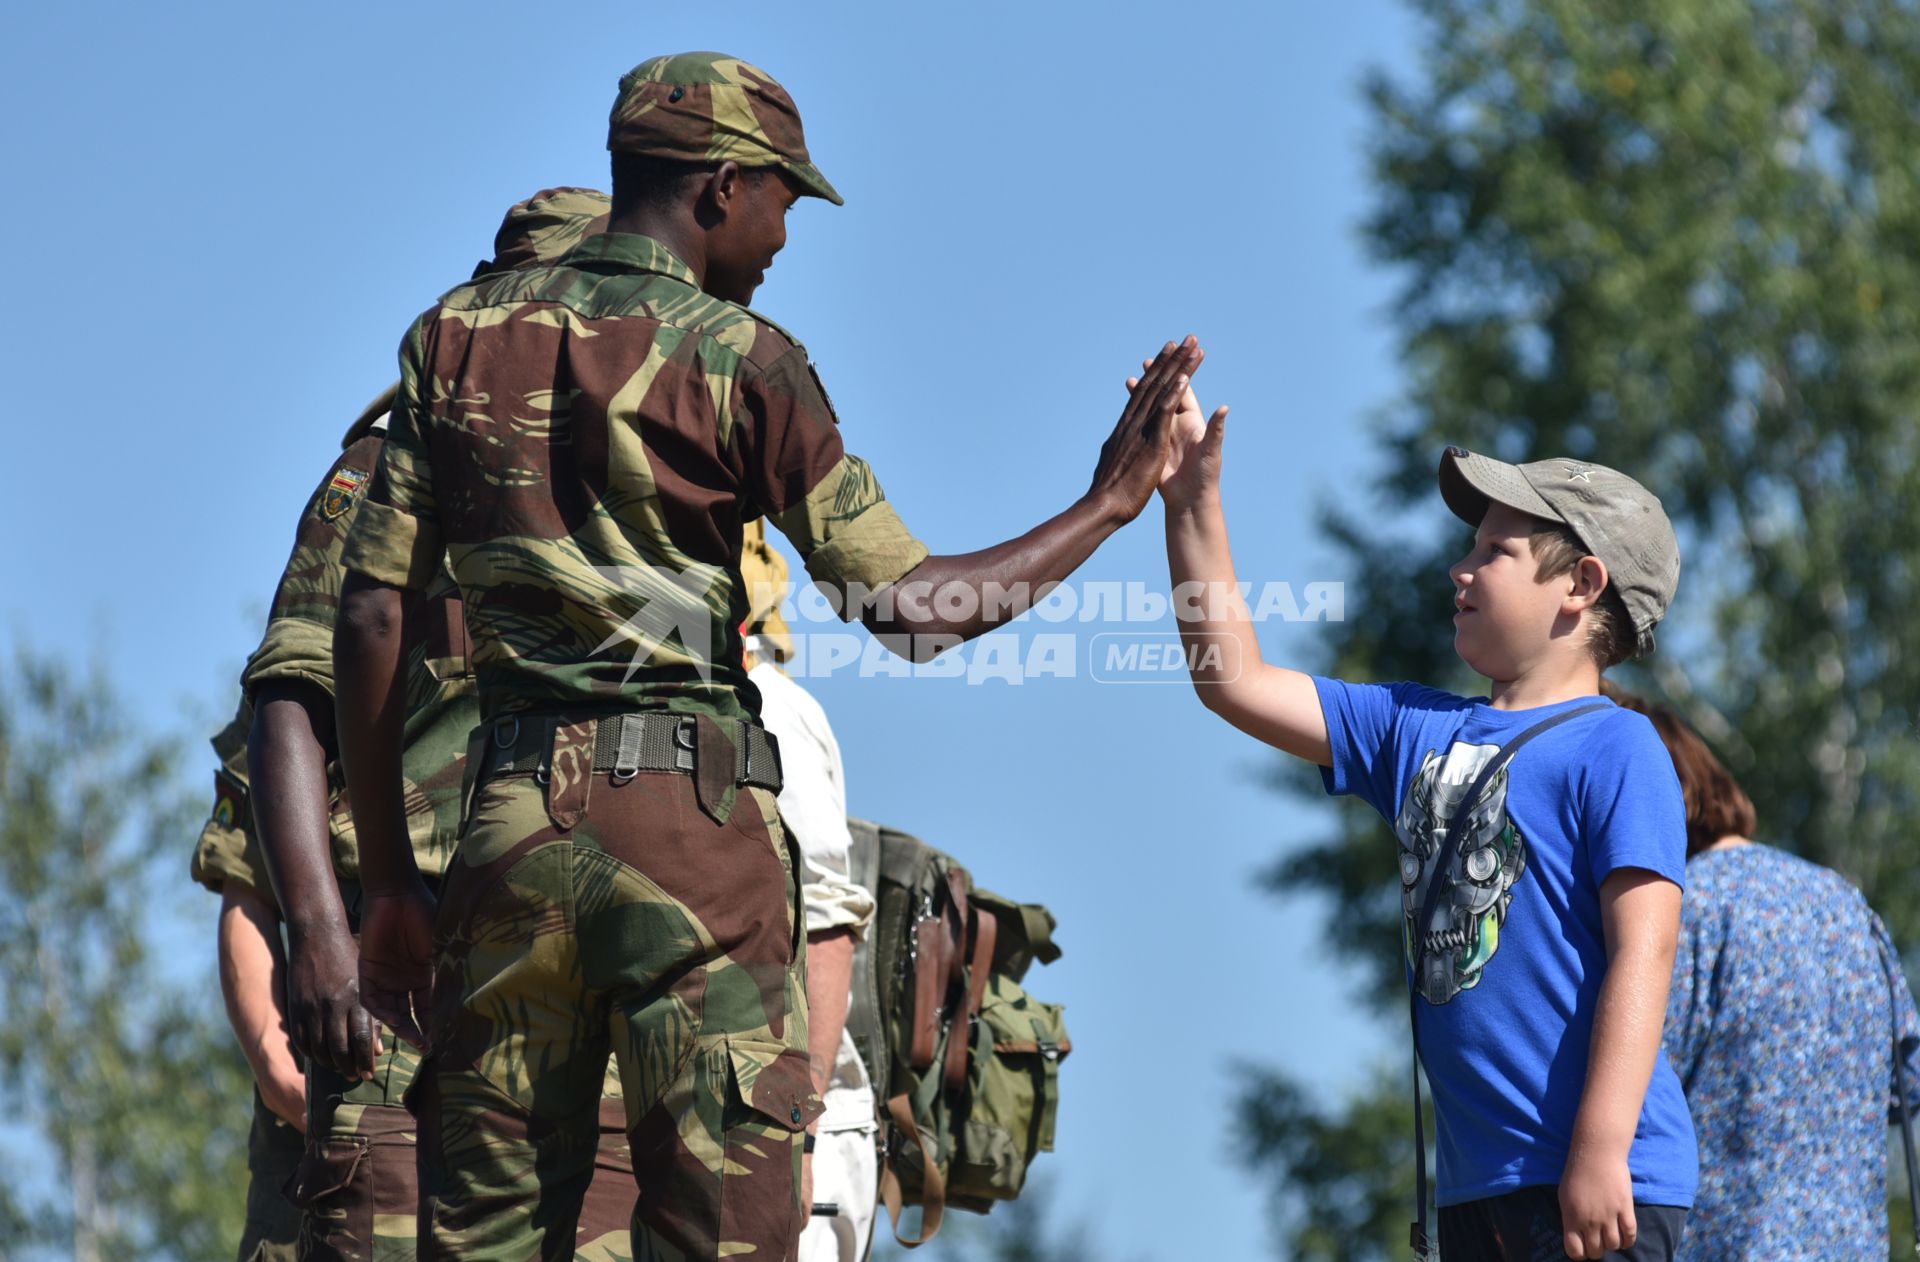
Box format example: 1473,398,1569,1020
1565,555,1610,614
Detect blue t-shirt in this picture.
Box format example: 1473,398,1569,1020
1314,678,1698,1208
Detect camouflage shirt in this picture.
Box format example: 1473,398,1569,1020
343,232,928,722
189,698,279,912
243,419,479,880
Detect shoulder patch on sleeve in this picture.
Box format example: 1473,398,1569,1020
806,358,841,426
320,465,372,521
211,767,249,830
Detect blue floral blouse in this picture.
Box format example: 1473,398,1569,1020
1666,843,1920,1260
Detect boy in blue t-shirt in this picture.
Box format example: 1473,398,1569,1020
1156,393,1696,1261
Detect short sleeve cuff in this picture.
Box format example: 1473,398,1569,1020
190,821,280,914
1311,675,1354,797
1593,854,1688,891
342,500,442,590
803,877,877,938
800,502,929,620
242,616,336,700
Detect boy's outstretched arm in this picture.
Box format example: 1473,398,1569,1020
1160,403,1330,766
1560,868,1682,1260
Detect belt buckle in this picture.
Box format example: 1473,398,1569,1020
672,716,697,774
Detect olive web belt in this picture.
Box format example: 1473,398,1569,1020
481,711,783,793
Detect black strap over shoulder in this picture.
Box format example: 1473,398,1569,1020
1876,931,1920,1254
1407,701,1610,1259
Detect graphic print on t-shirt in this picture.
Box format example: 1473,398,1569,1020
1394,741,1527,1005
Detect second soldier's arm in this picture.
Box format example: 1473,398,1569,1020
251,680,378,1080
336,573,434,1048
334,327,443,1050
245,436,402,1082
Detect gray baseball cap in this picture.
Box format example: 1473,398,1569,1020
1438,446,1681,657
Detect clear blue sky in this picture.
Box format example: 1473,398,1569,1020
4,3,1420,1256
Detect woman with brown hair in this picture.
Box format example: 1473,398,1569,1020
1610,687,1920,1260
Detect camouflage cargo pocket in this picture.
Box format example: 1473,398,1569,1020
719,1038,821,1250
286,1136,373,1260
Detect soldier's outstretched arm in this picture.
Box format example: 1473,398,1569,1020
334,572,435,1049
859,337,1205,661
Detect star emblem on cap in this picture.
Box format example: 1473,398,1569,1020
1564,463,1595,482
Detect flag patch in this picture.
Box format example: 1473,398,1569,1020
320,465,371,521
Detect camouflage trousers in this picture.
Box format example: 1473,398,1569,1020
239,1087,304,1262
418,757,819,1261
290,1025,636,1258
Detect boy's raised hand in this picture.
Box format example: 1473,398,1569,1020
1128,358,1228,508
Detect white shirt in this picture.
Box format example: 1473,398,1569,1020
749,645,876,1132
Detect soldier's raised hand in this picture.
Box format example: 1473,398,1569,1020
1086,336,1205,523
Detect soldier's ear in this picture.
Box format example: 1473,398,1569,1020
705,161,744,218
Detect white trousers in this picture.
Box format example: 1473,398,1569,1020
798,1123,880,1262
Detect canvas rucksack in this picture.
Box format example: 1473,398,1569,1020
845,818,1071,1248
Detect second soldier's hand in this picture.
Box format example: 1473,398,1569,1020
1085,336,1205,524
358,878,438,1052
287,920,384,1082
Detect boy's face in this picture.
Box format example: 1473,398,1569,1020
1449,503,1582,681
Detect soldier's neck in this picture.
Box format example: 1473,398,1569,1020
606,208,708,289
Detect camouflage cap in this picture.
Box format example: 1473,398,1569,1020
1439,446,1681,657
740,519,797,664
607,52,843,206
475,186,611,278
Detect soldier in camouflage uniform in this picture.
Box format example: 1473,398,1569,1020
333,52,1203,1261
245,189,637,1260
192,700,305,1262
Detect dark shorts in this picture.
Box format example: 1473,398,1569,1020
1439,1184,1688,1262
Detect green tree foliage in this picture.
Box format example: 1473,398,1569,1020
1237,1063,1426,1262
0,647,252,1260
1244,0,1920,1255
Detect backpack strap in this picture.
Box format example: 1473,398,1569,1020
879,1091,947,1247
909,872,969,1071
944,904,1000,1092
1406,700,1610,1259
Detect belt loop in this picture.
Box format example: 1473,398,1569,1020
611,714,643,784
672,716,697,773
493,715,520,751
534,716,555,786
